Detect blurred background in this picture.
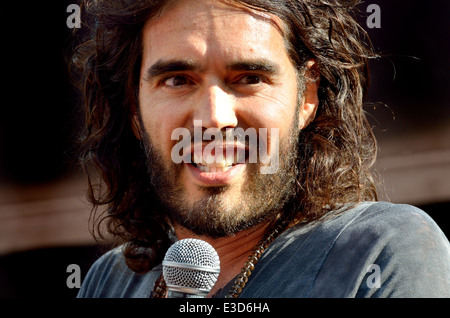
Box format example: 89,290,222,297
0,0,449,297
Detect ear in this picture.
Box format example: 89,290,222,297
130,103,143,140
298,60,320,130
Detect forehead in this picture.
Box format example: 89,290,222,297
141,0,289,67
147,0,285,33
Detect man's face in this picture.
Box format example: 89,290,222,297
137,0,317,237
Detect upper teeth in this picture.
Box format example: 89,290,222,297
192,149,247,173
196,164,233,173
194,154,235,173
192,149,246,167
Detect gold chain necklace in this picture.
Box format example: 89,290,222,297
151,220,286,298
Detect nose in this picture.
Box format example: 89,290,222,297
194,85,238,130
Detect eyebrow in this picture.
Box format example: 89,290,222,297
143,58,281,82
226,59,280,75
143,59,201,81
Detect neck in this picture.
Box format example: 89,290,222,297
173,222,271,297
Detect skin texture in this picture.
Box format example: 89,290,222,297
135,0,319,295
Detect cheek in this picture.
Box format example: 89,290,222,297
139,103,186,159
238,96,297,159
240,90,298,135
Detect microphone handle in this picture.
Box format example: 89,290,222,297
167,290,206,298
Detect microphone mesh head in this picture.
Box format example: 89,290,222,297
163,239,220,292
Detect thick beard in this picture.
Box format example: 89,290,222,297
140,122,299,239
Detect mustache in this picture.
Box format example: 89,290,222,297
187,127,256,147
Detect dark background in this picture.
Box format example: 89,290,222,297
0,0,449,297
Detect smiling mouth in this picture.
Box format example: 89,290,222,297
190,146,248,173
192,162,236,173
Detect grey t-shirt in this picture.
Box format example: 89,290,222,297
77,202,450,298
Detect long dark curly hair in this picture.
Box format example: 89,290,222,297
71,0,379,273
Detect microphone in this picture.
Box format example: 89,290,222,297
162,238,220,298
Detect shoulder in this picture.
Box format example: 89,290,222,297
351,201,438,226
283,201,449,255
77,246,161,298
331,202,450,297
339,201,445,239
241,202,450,297
338,201,450,255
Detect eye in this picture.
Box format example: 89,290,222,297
236,74,265,85
162,75,190,87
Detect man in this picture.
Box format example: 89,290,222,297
74,0,450,297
